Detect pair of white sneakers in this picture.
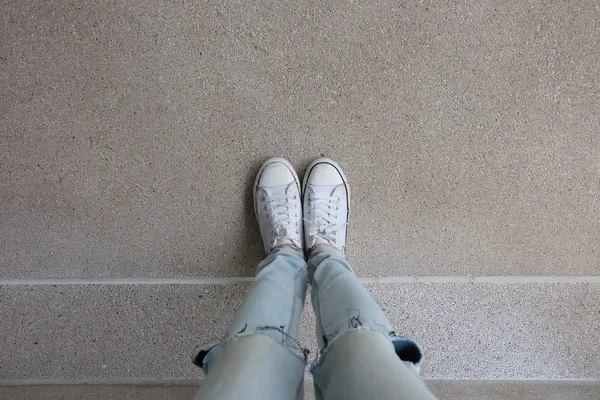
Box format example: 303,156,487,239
253,158,350,255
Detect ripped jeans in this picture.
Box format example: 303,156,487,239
193,246,438,400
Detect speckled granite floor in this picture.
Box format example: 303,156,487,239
2,381,600,400
1,0,598,397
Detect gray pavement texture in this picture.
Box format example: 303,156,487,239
1,282,598,381
2,0,600,278
2,381,600,400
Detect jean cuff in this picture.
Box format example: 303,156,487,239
310,328,424,374
193,330,310,371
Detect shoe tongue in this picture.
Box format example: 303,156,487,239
275,235,300,249
276,236,294,245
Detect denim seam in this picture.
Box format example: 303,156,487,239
311,278,328,353
285,265,306,347
286,279,297,347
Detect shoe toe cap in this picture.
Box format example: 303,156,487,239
307,163,344,185
258,161,295,187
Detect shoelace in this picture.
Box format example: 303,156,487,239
304,195,346,247
263,193,300,248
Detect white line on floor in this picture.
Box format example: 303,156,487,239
1,377,599,385
0,276,599,285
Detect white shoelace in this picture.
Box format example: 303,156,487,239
305,195,346,247
263,193,300,248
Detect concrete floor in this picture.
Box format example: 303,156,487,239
1,283,599,381
1,0,599,395
2,381,600,400
2,0,599,278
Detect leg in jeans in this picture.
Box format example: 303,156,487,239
302,158,437,400
193,247,308,400
193,158,308,400
308,247,437,400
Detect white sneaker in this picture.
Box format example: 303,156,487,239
254,158,303,254
302,158,350,253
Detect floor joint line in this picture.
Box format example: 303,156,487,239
0,276,599,285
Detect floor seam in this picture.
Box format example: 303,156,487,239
0,276,599,285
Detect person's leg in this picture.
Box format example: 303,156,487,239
308,246,436,400
194,247,308,400
312,329,437,400
302,158,437,400
193,158,308,400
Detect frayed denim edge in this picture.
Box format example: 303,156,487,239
193,331,309,371
309,327,424,374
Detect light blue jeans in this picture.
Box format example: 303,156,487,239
193,246,437,400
